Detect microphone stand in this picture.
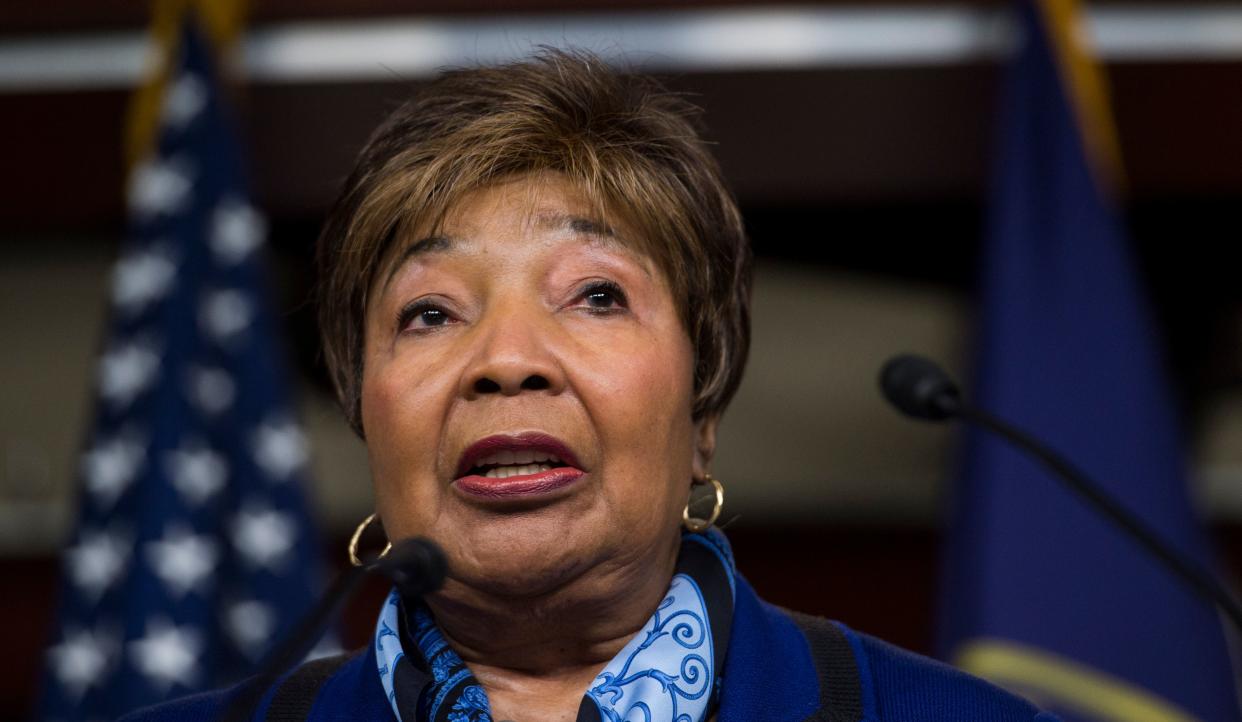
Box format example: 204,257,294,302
880,354,1242,635
949,398,1242,634
221,537,446,722
220,566,366,722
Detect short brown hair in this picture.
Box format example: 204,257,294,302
317,48,752,436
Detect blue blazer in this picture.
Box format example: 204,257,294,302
121,576,1058,721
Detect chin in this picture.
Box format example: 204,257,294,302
441,514,608,598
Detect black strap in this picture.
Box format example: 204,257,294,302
783,609,865,722
264,652,356,722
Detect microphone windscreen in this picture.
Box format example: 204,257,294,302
879,354,961,420
373,537,448,597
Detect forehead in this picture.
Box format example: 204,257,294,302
422,174,627,246
374,174,657,293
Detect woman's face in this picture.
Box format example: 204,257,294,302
361,173,713,598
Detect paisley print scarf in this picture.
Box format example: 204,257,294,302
374,529,737,722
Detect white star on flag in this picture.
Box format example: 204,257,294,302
128,618,202,693
210,198,266,264
43,22,327,721
81,433,146,509
112,246,178,315
65,527,131,602
251,418,309,480
144,525,219,597
128,156,195,218
200,288,253,344
224,599,275,661
163,441,227,506
186,365,236,415
47,626,117,700
162,72,207,129
98,339,161,409
231,503,297,570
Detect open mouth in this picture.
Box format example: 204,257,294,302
465,448,573,479
453,432,585,499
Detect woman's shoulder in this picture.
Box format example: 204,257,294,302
115,687,233,722
842,623,1057,720
770,605,1059,721
115,650,381,722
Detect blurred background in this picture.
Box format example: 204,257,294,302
4,1,1242,720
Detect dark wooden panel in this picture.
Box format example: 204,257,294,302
1,61,1239,230
243,81,402,218
2,0,1007,36
688,65,997,203
1112,62,1242,196
14,0,1242,35
0,89,127,232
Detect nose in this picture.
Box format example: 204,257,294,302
460,305,566,399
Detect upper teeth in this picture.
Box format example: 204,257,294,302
483,463,553,479
475,450,563,467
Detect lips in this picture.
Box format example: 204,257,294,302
453,432,585,500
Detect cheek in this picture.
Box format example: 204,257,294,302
623,346,693,420
359,311,457,446
580,327,693,419
359,344,457,534
575,319,697,495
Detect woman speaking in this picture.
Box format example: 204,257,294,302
126,51,1055,722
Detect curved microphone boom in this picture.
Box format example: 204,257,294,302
879,353,1242,634
223,537,447,722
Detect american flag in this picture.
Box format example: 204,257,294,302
39,20,323,721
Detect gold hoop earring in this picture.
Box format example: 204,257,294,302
348,512,392,567
683,474,724,533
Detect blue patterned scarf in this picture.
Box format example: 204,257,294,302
374,530,737,722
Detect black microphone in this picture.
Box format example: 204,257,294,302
879,354,962,420
879,353,1242,634
373,535,450,598
222,537,447,722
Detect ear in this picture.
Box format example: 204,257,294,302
691,414,720,481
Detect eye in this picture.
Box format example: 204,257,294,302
396,299,457,334
575,280,628,313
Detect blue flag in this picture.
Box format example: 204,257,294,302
39,20,323,721
939,2,1240,720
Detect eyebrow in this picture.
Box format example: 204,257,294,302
380,234,454,293
536,213,616,239
536,212,645,263
378,213,631,294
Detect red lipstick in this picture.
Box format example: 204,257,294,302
453,432,585,500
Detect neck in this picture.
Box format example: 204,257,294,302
420,535,679,718
427,540,678,672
